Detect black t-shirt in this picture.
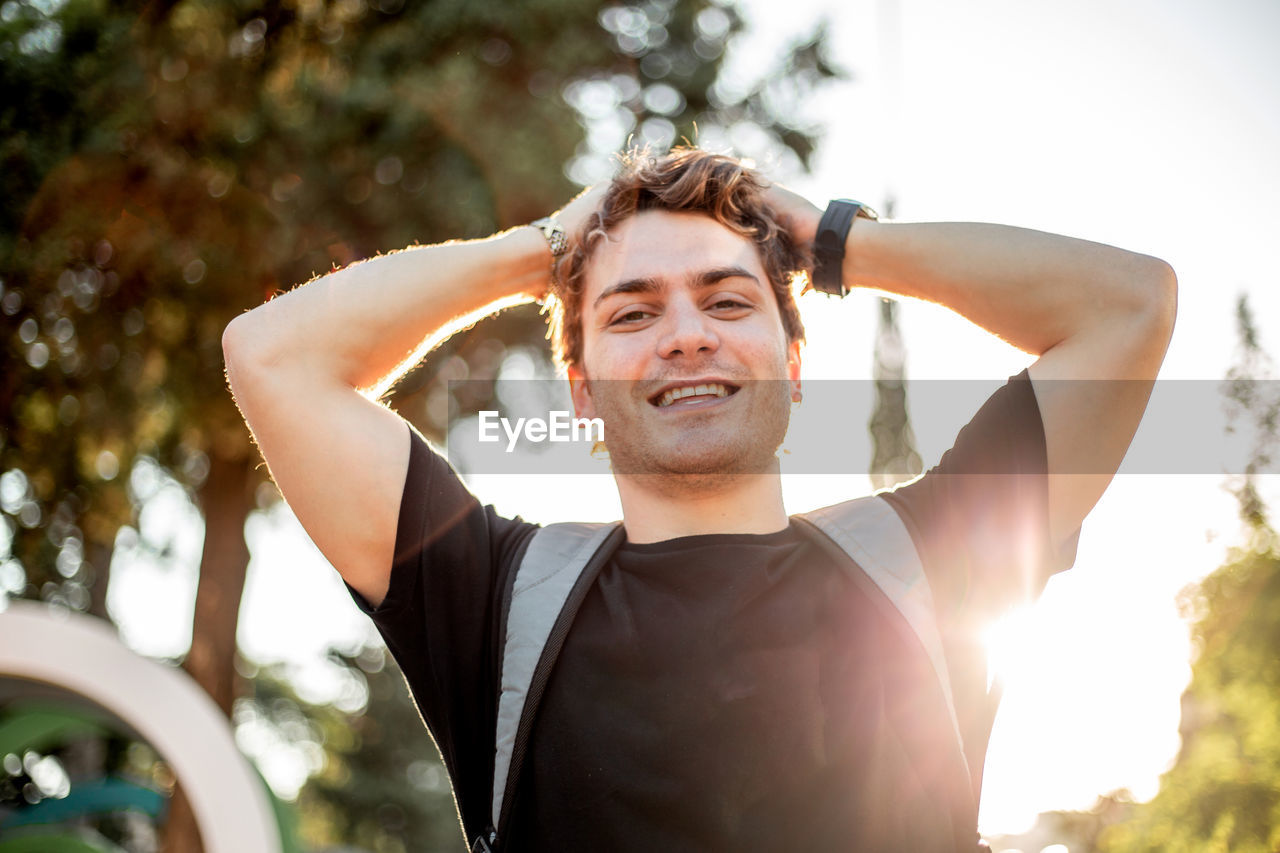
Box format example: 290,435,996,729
347,370,1080,851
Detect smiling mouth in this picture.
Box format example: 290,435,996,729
650,382,740,408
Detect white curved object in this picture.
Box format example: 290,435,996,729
0,600,281,853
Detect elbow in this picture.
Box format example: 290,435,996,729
221,314,255,368
222,311,282,365
221,315,243,359
222,315,254,395
221,313,279,389
1143,258,1178,341
1122,258,1177,371
1115,254,1177,335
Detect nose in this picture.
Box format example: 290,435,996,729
656,296,719,359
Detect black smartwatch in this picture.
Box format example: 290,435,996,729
812,199,879,297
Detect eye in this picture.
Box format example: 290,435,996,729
709,297,752,312
610,309,653,326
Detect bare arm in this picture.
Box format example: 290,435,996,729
222,187,602,608
768,188,1178,548
850,219,1176,549
842,219,1174,363
226,230,550,397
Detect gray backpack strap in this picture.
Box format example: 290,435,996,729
798,495,970,783
489,521,621,840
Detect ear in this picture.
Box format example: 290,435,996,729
787,340,803,402
567,363,597,419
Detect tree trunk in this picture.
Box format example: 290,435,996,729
162,450,254,853
184,451,254,715
161,783,203,853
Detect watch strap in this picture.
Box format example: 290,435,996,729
811,200,878,297
530,217,569,259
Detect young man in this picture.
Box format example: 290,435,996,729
222,148,1176,851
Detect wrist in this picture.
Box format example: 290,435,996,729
811,199,879,296
525,216,571,299
841,217,886,293
486,226,556,301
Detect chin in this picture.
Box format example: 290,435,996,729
594,382,793,478
611,428,781,477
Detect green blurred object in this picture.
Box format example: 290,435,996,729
0,777,165,828
0,705,109,757
0,827,127,853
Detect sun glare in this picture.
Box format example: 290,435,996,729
982,604,1041,690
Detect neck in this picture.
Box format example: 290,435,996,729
613,466,789,543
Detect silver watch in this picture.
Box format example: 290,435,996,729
530,217,569,259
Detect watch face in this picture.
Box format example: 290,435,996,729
836,198,879,220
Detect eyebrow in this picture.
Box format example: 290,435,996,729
592,265,762,310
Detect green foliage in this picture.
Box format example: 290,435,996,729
1095,547,1280,853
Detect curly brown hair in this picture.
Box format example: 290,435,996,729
545,147,809,370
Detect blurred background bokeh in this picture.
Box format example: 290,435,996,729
2,0,1279,851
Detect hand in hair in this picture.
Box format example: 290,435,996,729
762,182,823,255
550,183,610,272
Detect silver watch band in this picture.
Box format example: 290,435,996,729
530,217,568,259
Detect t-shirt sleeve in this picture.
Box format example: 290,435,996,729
879,368,1081,631
342,422,537,836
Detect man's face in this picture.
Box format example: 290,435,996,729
567,209,801,480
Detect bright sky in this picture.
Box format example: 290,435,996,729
102,0,1280,839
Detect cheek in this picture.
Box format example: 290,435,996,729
581,334,647,380
736,327,791,369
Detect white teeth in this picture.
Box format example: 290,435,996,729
657,383,731,407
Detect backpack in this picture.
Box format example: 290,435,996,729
471,494,997,852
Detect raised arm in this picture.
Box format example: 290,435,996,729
767,188,1177,549
222,188,600,608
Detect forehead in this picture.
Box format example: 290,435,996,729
582,209,768,305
